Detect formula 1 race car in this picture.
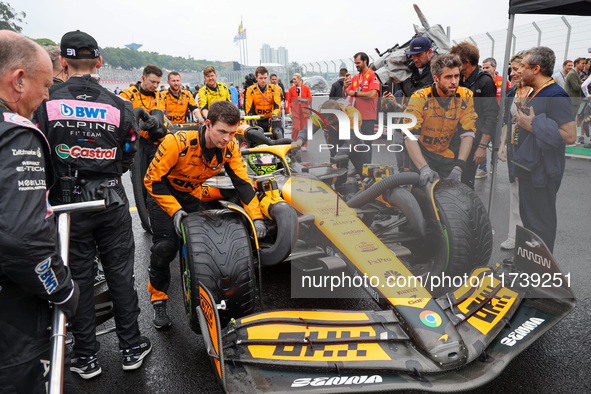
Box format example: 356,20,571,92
176,128,575,393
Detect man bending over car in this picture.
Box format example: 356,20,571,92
144,100,266,328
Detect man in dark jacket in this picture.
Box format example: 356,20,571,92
450,42,499,189
35,30,151,380
513,46,576,252
329,68,348,98
396,36,434,98
0,30,79,393
383,37,435,173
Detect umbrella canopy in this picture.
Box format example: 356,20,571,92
509,0,591,15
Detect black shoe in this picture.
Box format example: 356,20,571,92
121,336,152,371
71,354,102,379
153,300,172,329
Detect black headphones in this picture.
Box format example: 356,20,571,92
18,79,22,85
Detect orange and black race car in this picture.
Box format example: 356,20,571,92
172,128,575,393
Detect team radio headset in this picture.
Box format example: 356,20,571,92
0,79,23,108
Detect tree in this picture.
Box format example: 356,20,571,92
0,2,26,33
31,38,57,47
289,61,301,76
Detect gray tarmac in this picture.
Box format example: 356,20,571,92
71,133,591,393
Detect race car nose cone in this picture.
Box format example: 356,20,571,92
429,340,468,367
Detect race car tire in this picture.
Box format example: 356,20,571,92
180,210,256,333
433,181,493,278
130,147,152,234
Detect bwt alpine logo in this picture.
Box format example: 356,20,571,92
59,103,107,120
55,144,116,160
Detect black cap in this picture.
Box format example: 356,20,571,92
404,36,432,55
60,30,100,59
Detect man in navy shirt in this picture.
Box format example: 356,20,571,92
513,46,576,252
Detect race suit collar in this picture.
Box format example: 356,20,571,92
137,83,156,97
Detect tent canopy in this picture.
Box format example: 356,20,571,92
509,0,591,15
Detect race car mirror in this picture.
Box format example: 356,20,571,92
197,282,227,391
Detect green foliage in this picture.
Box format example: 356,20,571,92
100,47,222,72
0,1,26,32
31,38,57,47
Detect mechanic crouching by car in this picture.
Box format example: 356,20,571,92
144,100,266,328
403,54,477,185
35,30,151,380
0,31,79,393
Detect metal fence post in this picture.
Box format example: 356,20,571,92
486,32,495,58
532,21,542,47
561,16,571,61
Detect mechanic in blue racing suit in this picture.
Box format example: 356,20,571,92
0,31,79,392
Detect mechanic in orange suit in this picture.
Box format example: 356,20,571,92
143,101,265,329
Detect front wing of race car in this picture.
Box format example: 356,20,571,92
197,226,575,393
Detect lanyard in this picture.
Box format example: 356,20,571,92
523,78,555,106
256,84,270,102
511,79,553,145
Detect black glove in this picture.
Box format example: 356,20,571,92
57,280,79,320
173,210,188,237
446,167,462,182
254,219,267,239
419,164,439,186
78,178,106,201
139,115,157,131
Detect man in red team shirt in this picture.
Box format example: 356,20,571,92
343,52,379,170
482,57,511,104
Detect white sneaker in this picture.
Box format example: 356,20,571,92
475,169,488,179
500,238,515,250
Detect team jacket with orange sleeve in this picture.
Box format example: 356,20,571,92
198,83,231,112
404,85,477,159
144,126,263,220
120,83,165,140
162,88,199,124
245,83,281,118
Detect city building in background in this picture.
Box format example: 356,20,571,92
260,43,289,68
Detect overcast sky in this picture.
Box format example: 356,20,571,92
18,0,557,65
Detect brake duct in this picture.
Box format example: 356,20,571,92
260,201,299,266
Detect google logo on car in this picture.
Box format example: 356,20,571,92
420,310,442,328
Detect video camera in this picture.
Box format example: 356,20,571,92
244,73,256,90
